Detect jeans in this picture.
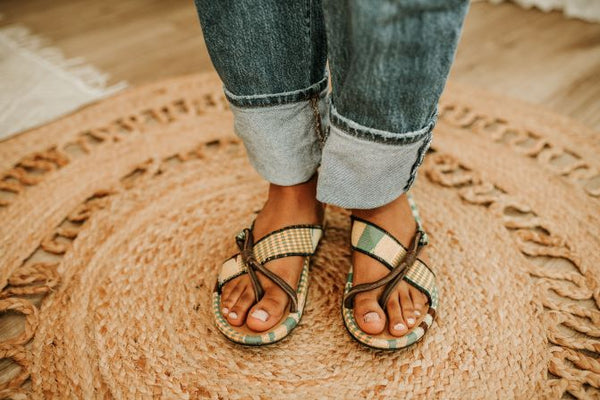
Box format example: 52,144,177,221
193,0,470,209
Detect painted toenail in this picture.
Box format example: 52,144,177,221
228,311,238,319
222,307,229,315
394,323,406,331
364,312,380,323
407,317,415,326
251,309,269,322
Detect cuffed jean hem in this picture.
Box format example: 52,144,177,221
223,72,329,108
225,76,329,186
316,104,436,209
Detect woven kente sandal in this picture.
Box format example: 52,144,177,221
212,220,324,345
342,192,438,350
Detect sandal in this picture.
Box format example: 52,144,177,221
212,219,324,345
342,192,438,350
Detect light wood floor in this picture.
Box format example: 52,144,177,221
1,0,599,130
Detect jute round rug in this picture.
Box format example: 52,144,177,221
1,73,599,399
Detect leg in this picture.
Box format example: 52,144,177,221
319,0,470,335
193,0,328,331
194,0,329,186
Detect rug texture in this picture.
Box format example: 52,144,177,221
0,72,599,399
0,24,127,141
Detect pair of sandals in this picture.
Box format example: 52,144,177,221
212,193,438,350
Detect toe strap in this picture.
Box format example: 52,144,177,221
403,256,437,309
343,224,429,309
378,229,426,309
216,224,324,314
344,203,436,309
216,254,247,293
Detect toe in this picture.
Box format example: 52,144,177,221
227,287,255,327
246,291,288,332
387,294,408,337
221,280,245,315
353,293,386,335
409,285,429,319
399,283,417,329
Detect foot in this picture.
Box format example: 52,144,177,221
351,193,430,337
220,174,324,332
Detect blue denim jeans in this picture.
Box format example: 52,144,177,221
193,0,470,209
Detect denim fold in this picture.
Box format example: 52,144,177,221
194,0,469,208
225,73,329,186
316,103,436,209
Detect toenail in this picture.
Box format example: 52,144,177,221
394,323,406,331
364,312,381,323
414,310,421,317
222,307,229,315
407,317,415,326
251,309,269,322
228,311,238,319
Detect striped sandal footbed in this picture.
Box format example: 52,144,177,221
342,193,438,350
212,224,323,345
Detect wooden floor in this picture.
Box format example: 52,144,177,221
1,0,599,130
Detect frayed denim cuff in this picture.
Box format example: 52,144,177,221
317,104,436,209
224,74,329,186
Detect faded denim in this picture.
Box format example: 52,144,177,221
194,0,469,209
226,79,329,185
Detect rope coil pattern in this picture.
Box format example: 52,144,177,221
0,73,598,399
424,151,600,399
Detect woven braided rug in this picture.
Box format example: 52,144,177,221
1,72,599,399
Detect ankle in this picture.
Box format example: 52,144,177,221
352,193,408,220
267,175,320,207
257,178,324,225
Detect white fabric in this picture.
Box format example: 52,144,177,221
0,24,127,141
481,0,600,22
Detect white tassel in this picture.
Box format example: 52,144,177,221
0,24,127,95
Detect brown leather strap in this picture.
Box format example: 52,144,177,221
236,227,303,313
378,229,424,309
236,228,265,304
343,226,426,309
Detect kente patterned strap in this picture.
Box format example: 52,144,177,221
216,224,323,313
344,216,436,310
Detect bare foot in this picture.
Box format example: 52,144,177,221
220,174,324,332
351,193,430,337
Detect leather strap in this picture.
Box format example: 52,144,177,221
232,225,323,313
236,228,266,305
378,229,424,309
343,220,428,309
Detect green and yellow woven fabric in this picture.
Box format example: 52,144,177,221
342,192,438,350
214,224,323,345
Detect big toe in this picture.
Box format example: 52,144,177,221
246,292,288,332
353,294,386,335
226,287,255,327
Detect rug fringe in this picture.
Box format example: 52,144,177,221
0,24,127,96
